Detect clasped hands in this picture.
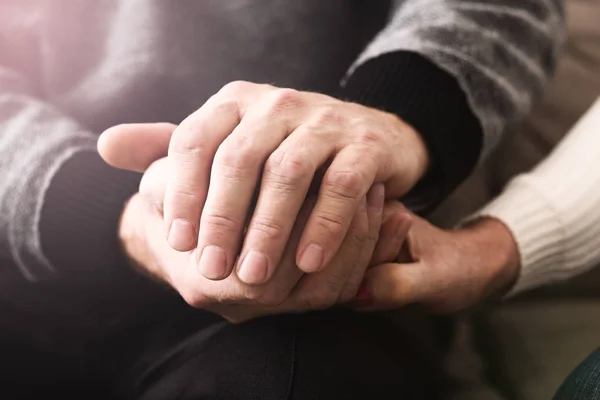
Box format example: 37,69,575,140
99,82,519,322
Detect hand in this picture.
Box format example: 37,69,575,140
359,204,520,313
103,81,429,286
118,161,385,322
107,131,394,322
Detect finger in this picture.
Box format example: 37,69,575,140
237,197,317,306
296,146,378,273
98,123,176,172
190,198,316,309
139,158,169,213
369,211,412,266
357,262,428,311
288,194,371,312
164,98,241,253
134,192,197,291
198,113,291,281
236,130,332,285
338,183,385,302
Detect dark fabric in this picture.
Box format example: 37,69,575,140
129,309,443,400
342,52,483,215
0,276,444,400
555,348,600,400
39,151,141,277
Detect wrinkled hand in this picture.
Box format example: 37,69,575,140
102,81,428,287
109,141,404,323
360,204,521,313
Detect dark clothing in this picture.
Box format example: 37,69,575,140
0,274,444,399
555,348,600,400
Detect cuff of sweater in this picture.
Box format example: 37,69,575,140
469,176,566,297
341,52,483,214
39,150,142,274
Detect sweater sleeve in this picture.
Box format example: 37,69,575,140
343,0,564,213
0,65,140,282
470,98,600,296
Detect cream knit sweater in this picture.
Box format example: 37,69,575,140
473,98,600,295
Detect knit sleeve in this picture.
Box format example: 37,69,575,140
471,98,600,295
0,63,140,282
345,0,564,211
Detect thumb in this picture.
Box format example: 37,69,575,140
354,262,429,311
98,122,176,172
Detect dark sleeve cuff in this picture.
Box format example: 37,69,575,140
39,151,141,274
340,52,483,215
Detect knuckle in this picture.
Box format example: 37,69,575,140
264,151,311,191
349,216,371,245
211,98,240,118
313,212,347,239
354,126,382,146
249,214,286,241
219,80,253,98
313,105,343,126
202,210,238,233
170,182,203,202
169,131,209,158
214,137,258,174
350,229,369,247
323,169,364,201
266,88,303,114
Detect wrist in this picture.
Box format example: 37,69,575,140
461,217,521,299
400,118,430,188
342,52,482,213
387,113,431,197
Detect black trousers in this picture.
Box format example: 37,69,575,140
0,270,446,400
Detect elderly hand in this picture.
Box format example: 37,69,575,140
103,81,429,287
116,157,391,323
101,125,410,323
358,204,521,313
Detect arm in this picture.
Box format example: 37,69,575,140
471,97,600,295
343,0,565,213
0,13,140,282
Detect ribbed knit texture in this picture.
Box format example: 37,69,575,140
472,98,600,295
342,53,482,214
0,1,563,281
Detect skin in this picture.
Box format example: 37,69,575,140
117,156,395,323
362,203,521,313
100,118,520,320
118,159,519,320
104,81,429,287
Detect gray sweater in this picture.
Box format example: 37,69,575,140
0,0,563,286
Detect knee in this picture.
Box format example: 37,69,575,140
555,348,600,400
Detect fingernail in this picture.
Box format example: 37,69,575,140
350,281,373,308
168,219,196,251
198,245,228,279
298,244,324,273
367,183,385,211
237,250,269,284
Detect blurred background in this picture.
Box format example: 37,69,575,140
431,0,600,398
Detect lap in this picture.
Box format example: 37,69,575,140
0,275,445,399
119,299,443,400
